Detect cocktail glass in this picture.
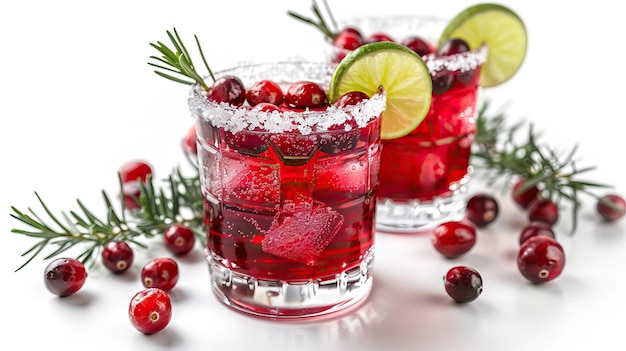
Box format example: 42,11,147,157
330,15,487,233
187,61,386,319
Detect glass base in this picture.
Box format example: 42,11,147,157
206,248,374,320
375,174,471,233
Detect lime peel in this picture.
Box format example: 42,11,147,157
438,3,527,87
329,42,432,140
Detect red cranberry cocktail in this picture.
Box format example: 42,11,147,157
188,62,385,319
331,16,487,232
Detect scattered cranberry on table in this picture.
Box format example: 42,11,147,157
431,221,477,258
444,266,483,303
44,257,87,297
517,236,565,284
511,178,540,209
119,160,153,183
164,224,196,256
527,198,559,226
101,241,134,274
466,193,499,228
183,124,198,157
596,194,626,222
119,160,153,210
141,257,179,292
519,221,556,245
128,288,172,334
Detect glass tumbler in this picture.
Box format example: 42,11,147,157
329,15,487,232
187,61,386,319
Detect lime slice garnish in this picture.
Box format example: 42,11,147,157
439,3,527,87
328,42,432,140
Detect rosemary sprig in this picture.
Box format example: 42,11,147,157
148,28,215,91
9,166,204,272
472,100,612,234
287,0,339,41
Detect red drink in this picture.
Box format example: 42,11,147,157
189,62,385,319
379,51,483,201
327,15,487,232
376,45,486,232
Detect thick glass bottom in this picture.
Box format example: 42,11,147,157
375,172,471,233
206,248,374,320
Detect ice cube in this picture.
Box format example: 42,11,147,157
221,151,280,206
261,205,344,265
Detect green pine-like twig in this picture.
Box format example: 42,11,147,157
472,100,612,234
9,166,204,272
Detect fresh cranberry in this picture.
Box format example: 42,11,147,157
119,160,153,183
465,193,499,228
102,241,134,274
284,81,328,109
596,194,626,222
444,266,483,303
517,236,565,284
431,74,455,96
527,198,559,226
333,30,362,50
402,36,434,56
365,32,394,43
431,221,477,258
121,180,142,210
44,257,87,297
183,124,198,157
245,79,284,106
163,224,196,256
207,75,246,106
333,91,369,108
141,257,179,292
437,38,470,56
252,102,282,113
340,27,363,40
519,221,556,245
512,179,540,209
128,288,172,334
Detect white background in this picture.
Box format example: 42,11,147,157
1,1,625,350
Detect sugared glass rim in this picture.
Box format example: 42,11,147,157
330,14,489,75
187,61,386,135
423,45,488,76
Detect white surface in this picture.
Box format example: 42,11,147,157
1,1,624,350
